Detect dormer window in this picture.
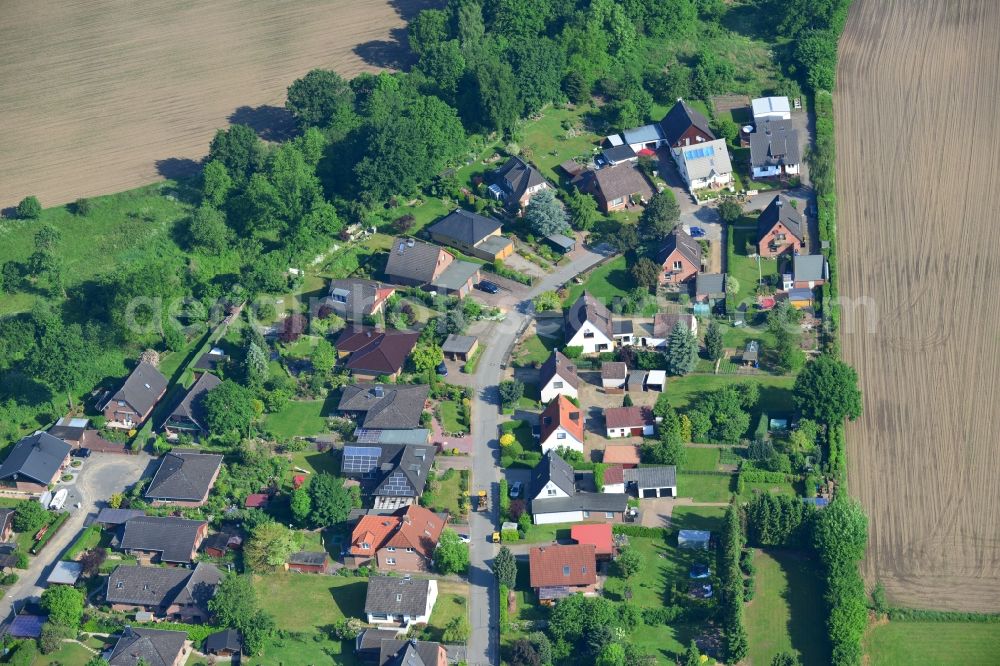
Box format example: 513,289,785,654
361,543,370,550
562,566,570,576
116,581,124,589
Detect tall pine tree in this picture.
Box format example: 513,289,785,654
666,321,698,376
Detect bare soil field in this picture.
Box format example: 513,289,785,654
837,0,1000,612
0,0,432,209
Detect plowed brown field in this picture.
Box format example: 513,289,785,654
838,0,1000,611
0,0,427,209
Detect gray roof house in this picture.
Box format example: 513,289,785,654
427,209,513,262
364,576,438,626
97,508,147,528
106,563,222,620
695,273,727,300
565,291,615,343
660,100,716,147
530,450,577,501
341,443,435,509
493,156,550,209
0,432,71,491
677,139,733,190
326,279,396,321
383,237,482,297
792,255,828,284
204,628,243,656
378,639,447,666
145,451,224,506
749,118,801,176
757,196,805,246
530,451,629,524
624,466,678,498
102,361,168,427
338,384,430,430
119,516,206,564
622,123,666,150
160,372,221,438
108,627,188,666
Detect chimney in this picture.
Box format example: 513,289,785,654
776,198,783,207
406,238,415,247
397,243,405,254
373,385,384,398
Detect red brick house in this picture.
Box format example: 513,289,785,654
106,563,222,622
660,99,716,151
345,504,446,573
383,237,481,297
119,516,207,565
0,432,71,496
529,544,599,604
655,226,702,284
102,361,168,429
144,451,223,508
335,327,421,381
756,195,805,258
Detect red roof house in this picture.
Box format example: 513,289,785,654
604,406,655,438
244,494,269,509
529,544,598,603
346,504,446,573
539,395,585,455
571,524,616,560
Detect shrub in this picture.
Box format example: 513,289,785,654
16,196,42,219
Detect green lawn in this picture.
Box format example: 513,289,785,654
281,335,322,359
670,505,728,534
249,572,366,665
438,400,467,433
683,446,722,472
413,581,469,642
422,468,464,517
745,549,830,666
0,182,193,316
864,621,1000,666
286,448,340,480
565,256,635,305
30,641,96,666
676,472,734,502
520,522,576,544
263,397,335,439
663,374,796,413
377,196,455,236
513,334,558,367
517,106,603,183
727,222,779,306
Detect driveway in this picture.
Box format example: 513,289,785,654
464,243,608,666
1,453,151,622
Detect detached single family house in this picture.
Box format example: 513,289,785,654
491,156,550,211
341,443,435,510
335,327,421,381
376,639,448,666
538,396,584,455
326,279,396,321
383,237,480,298
160,372,221,440
639,313,698,348
364,576,438,627
0,432,71,496
529,544,598,603
530,451,628,525
539,350,580,403
427,209,514,262
660,99,716,152
106,563,222,623
144,451,223,507
119,516,208,565
346,504,445,573
565,292,615,354
338,383,429,430
102,361,168,430
756,196,806,258
574,163,653,213
655,226,702,284
749,119,801,179
107,627,189,666
676,139,733,192
604,406,655,438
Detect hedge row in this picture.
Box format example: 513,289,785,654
612,524,667,539
486,261,533,285
886,607,1000,623
31,511,70,555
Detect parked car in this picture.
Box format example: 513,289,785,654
436,361,448,376
476,280,500,294
456,534,471,544
509,481,523,499
689,226,706,238
71,448,92,458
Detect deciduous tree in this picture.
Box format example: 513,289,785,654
203,380,256,435
285,69,355,128
40,585,84,630
435,528,470,575
16,196,42,219
793,355,863,424
308,473,354,527
244,521,297,573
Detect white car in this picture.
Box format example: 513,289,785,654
509,481,523,499
457,534,471,544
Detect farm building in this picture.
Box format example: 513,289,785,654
678,530,711,550
625,466,677,498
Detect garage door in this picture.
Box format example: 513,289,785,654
659,487,674,497
642,488,657,498
630,427,644,436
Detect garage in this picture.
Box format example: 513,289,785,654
625,466,677,499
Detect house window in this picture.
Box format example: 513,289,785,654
547,488,557,496
775,233,786,241
605,512,614,518
562,566,571,576
361,543,370,550
611,197,624,206
553,381,563,389
386,547,396,552
583,511,590,518
673,260,683,271
557,432,566,440
386,558,396,565
405,547,414,553
332,294,347,303
583,330,595,339
117,401,126,407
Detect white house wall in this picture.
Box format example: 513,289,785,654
540,378,578,403
532,480,571,503
533,510,585,525
566,322,614,354
540,429,583,454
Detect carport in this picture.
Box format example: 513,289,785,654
625,465,677,498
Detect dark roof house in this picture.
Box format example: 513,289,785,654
0,432,71,488
336,327,421,378
338,384,430,430
104,362,168,422
204,629,243,655
341,443,435,507
565,292,615,342
576,163,653,212
378,638,447,666
145,451,224,505
660,99,716,147
530,450,577,500
160,372,221,437
384,238,451,285
364,575,435,618
120,516,206,564
749,119,801,172
327,279,396,320
108,627,187,666
539,350,580,391
757,196,805,246
106,563,222,614
428,209,503,248
655,226,701,271
494,156,549,207
695,273,727,299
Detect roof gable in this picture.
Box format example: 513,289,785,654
660,99,716,145
539,350,580,390
384,237,451,283
529,544,597,588
428,209,503,246
656,226,701,267
495,157,547,200
749,119,801,167
162,372,221,431
539,395,584,443
120,516,205,563
364,576,433,616
756,195,805,242
0,432,71,485
566,291,614,341
145,451,223,502
110,362,168,416
530,450,576,498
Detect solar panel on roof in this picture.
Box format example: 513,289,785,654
687,146,715,160
353,429,384,444
380,471,414,496
343,446,381,474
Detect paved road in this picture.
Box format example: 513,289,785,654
1,453,150,622
465,244,607,666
